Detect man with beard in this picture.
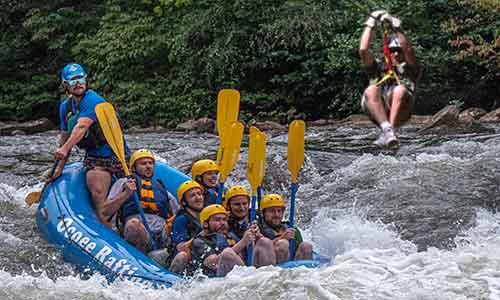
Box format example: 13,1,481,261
190,204,275,277
259,194,313,264
52,63,130,226
359,11,422,148
110,149,178,253
223,185,275,265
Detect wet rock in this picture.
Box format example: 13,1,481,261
339,114,375,127
419,105,493,134
408,115,432,125
10,130,26,136
459,107,487,121
127,126,168,134
175,117,215,134
307,119,338,127
0,118,54,136
252,121,287,132
479,107,500,122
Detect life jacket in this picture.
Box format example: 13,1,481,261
64,97,107,150
121,176,171,221
172,209,201,239
227,215,248,242
190,232,237,276
204,188,218,206
260,221,301,259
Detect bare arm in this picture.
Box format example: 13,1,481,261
55,117,93,159
101,179,135,221
359,26,376,67
396,30,418,66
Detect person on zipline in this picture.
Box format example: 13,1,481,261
53,63,130,226
359,10,422,148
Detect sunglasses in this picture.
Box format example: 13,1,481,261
66,77,86,87
390,48,402,54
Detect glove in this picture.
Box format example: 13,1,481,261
364,10,388,28
380,13,401,30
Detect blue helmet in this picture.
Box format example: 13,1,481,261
61,63,87,82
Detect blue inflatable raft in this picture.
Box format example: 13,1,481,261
36,161,330,288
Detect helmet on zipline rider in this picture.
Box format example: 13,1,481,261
388,35,402,50
177,180,203,203
129,149,155,170
61,63,87,82
223,185,250,208
199,204,228,225
260,194,286,213
191,159,219,179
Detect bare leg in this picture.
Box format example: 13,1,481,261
86,168,112,226
123,218,150,253
169,251,189,273
294,241,313,260
252,237,276,267
363,85,389,126
216,248,244,276
274,239,290,264
389,85,413,128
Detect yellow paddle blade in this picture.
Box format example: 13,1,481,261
287,120,305,183
219,121,244,183
95,102,130,176
247,127,267,195
216,89,240,164
25,191,41,205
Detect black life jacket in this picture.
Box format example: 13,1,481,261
64,97,107,150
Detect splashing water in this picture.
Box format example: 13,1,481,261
0,128,499,299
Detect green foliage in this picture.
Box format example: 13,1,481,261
1,0,499,126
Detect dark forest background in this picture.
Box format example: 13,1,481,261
1,0,498,127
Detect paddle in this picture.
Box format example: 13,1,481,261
24,160,59,206
215,121,244,204
287,120,305,258
246,126,267,265
95,102,157,250
216,89,240,164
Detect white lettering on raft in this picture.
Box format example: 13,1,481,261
56,217,136,277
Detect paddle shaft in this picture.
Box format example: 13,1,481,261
247,194,258,265
39,160,59,200
288,182,298,259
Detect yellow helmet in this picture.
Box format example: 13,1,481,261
191,159,219,179
129,149,155,169
199,204,228,225
260,194,286,213
177,180,203,203
223,185,250,208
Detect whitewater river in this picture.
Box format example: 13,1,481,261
0,123,499,300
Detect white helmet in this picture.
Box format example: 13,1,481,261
388,35,402,49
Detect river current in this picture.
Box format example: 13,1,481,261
0,124,499,300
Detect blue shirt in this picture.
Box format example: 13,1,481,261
170,210,201,254
59,90,127,158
